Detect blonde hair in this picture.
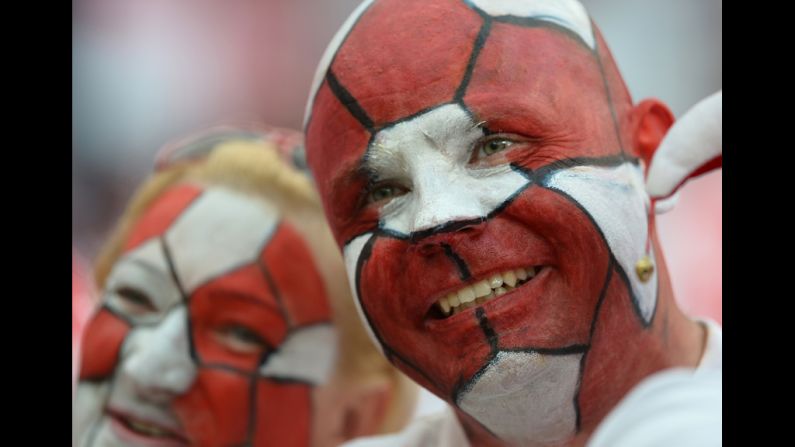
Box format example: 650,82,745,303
95,137,417,434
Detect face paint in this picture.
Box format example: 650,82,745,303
305,0,667,444
74,184,336,447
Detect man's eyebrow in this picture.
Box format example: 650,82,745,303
330,155,373,196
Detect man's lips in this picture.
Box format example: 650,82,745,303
107,407,189,447
430,265,545,318
424,266,552,331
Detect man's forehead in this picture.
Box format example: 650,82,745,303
304,0,595,128
306,0,605,173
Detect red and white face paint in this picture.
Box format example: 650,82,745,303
305,0,663,444
74,184,335,447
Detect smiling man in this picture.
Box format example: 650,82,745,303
303,0,720,445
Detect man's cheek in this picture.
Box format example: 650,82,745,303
356,237,494,395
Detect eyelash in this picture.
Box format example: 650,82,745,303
215,325,270,354
364,181,408,205
115,286,157,314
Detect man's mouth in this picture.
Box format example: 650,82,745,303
432,266,545,318
107,408,188,446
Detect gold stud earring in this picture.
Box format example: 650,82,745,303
635,255,654,283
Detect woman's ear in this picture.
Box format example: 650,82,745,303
631,99,675,165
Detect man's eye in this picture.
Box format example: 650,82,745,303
476,138,514,159
115,286,157,315
215,325,270,354
366,183,407,205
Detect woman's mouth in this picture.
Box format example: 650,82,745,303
107,408,189,446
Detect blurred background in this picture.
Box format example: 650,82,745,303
73,0,721,418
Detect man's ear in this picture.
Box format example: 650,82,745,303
631,99,675,165
340,378,392,441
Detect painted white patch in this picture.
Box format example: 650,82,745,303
104,238,182,324
259,325,338,385
343,232,383,354
646,91,722,199
118,306,197,395
458,350,584,445
303,0,376,128
471,0,595,49
165,187,280,294
73,381,110,447
545,163,657,323
369,104,529,236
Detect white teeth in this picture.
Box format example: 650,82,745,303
448,292,460,307
458,286,476,304
435,266,542,317
489,274,504,289
440,297,451,314
473,280,492,298
503,270,517,287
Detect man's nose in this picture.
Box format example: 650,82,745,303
120,307,197,402
408,168,485,235
413,220,484,256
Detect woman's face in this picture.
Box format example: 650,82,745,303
74,183,338,447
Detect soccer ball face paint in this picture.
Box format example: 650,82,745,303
74,184,336,447
305,0,660,444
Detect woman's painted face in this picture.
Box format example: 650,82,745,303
74,184,336,447
305,0,660,443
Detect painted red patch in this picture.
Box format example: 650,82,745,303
252,380,311,447
305,79,374,246
464,25,619,160
173,368,251,447
331,0,481,125
79,308,130,380
125,185,204,251
189,263,288,372
262,223,331,327
576,266,666,434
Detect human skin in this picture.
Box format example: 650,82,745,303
303,0,706,445
74,183,337,447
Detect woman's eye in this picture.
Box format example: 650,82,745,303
115,286,157,315
215,325,270,354
366,183,407,205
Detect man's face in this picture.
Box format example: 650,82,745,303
306,0,660,443
74,184,336,447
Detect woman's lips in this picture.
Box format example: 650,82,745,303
107,408,189,447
